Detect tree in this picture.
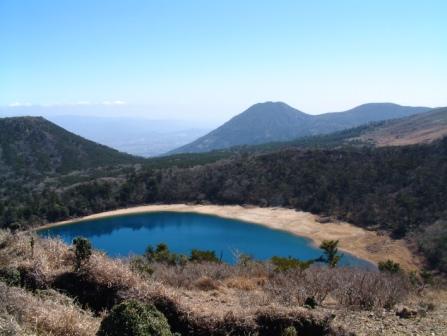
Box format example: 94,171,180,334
319,240,342,267
73,236,92,270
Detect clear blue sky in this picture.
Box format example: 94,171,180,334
1,0,446,120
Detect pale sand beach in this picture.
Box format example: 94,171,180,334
37,204,419,270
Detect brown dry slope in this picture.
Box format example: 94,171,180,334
358,107,447,146
1,230,446,336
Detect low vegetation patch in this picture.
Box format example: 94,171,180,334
97,300,173,336
271,256,313,272
189,249,220,263
378,259,402,274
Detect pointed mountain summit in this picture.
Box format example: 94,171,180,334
171,102,312,154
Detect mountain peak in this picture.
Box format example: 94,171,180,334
245,101,305,113
169,102,432,154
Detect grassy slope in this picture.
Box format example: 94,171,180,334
359,107,447,146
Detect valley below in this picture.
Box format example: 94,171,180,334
1,105,447,336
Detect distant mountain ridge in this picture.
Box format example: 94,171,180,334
170,102,431,154
246,106,447,153
0,116,140,177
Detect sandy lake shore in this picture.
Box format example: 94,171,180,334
37,204,419,270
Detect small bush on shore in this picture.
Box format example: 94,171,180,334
271,256,313,272
378,260,401,274
145,243,186,266
189,249,219,263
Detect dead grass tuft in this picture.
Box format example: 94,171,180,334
193,276,221,291
225,276,267,290
0,282,100,336
83,252,142,289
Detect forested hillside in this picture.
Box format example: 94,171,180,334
1,137,446,272
0,116,140,178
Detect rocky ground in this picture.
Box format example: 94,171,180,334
331,292,447,335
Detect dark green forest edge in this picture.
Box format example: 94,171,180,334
1,120,446,274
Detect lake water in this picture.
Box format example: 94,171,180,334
38,211,372,267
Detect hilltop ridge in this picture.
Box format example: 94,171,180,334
0,116,140,177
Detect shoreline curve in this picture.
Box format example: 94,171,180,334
35,203,420,270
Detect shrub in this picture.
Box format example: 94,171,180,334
281,326,298,336
378,260,401,274
319,240,342,267
73,237,92,270
271,256,313,272
333,270,410,309
304,296,317,309
130,256,154,278
419,269,433,285
236,253,254,266
145,243,186,266
0,267,21,286
418,220,447,272
189,249,219,263
97,300,172,336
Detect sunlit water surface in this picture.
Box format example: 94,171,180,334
39,212,372,267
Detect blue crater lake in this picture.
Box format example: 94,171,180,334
38,211,372,267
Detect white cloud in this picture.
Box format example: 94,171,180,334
8,102,33,107
4,100,127,108
102,100,126,105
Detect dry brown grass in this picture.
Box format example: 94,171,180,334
193,276,221,291
84,252,143,289
224,276,267,290
0,282,100,336
0,230,72,276
0,230,423,335
146,257,411,311
0,311,30,336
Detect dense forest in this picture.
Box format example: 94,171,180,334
1,137,446,272
0,116,140,178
